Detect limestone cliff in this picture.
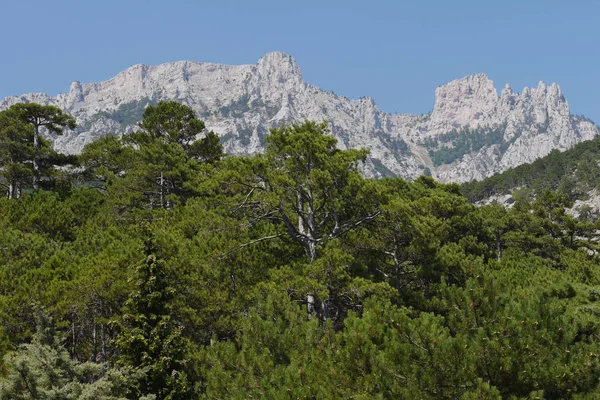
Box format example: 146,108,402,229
1,52,597,182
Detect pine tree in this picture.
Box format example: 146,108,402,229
9,103,76,190
114,228,191,399
0,110,35,199
123,101,223,209
0,310,151,400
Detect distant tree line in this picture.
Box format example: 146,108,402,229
461,135,600,203
423,124,508,166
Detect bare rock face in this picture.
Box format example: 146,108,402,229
428,73,499,133
433,77,598,182
1,52,598,182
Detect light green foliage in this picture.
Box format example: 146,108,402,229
0,311,153,400
237,120,375,260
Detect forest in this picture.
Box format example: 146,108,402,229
1,101,600,399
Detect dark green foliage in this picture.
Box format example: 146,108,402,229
95,98,157,129
190,130,222,164
371,158,397,177
234,124,253,147
218,94,251,118
217,94,281,121
1,102,77,193
378,131,411,156
114,231,191,399
216,96,281,131
116,100,224,209
0,110,35,198
78,134,137,186
428,124,507,166
135,101,206,149
9,103,77,136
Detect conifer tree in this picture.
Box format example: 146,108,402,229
124,101,223,209
0,310,150,400
114,228,191,399
0,110,34,198
9,103,76,190
234,121,379,260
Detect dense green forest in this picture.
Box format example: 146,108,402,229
2,102,600,398
461,135,600,204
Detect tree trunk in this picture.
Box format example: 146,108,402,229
71,310,76,361
33,124,39,191
160,170,165,208
307,293,317,320
298,186,319,261
297,189,305,237
299,187,321,320
496,238,502,262
101,324,106,363
92,322,97,362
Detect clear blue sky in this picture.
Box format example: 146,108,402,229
2,0,599,122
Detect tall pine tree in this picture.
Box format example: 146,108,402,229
114,226,191,399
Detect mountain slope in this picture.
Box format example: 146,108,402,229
1,52,598,182
461,134,600,203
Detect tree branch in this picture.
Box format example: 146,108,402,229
220,233,287,258
231,187,255,213
329,210,382,240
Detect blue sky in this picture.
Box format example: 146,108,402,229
2,0,599,122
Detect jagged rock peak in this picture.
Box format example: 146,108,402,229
67,81,84,106
547,82,563,98
435,73,498,102
429,74,499,130
359,96,377,106
70,81,82,92
256,51,302,81
120,63,150,78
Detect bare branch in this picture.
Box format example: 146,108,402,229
231,187,255,213
329,210,382,240
220,233,286,258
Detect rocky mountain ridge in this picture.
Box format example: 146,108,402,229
1,52,598,182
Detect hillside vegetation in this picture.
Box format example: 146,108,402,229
461,134,600,203
2,102,600,398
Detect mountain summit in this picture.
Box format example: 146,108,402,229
1,53,597,182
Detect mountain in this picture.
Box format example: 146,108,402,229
1,52,598,182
